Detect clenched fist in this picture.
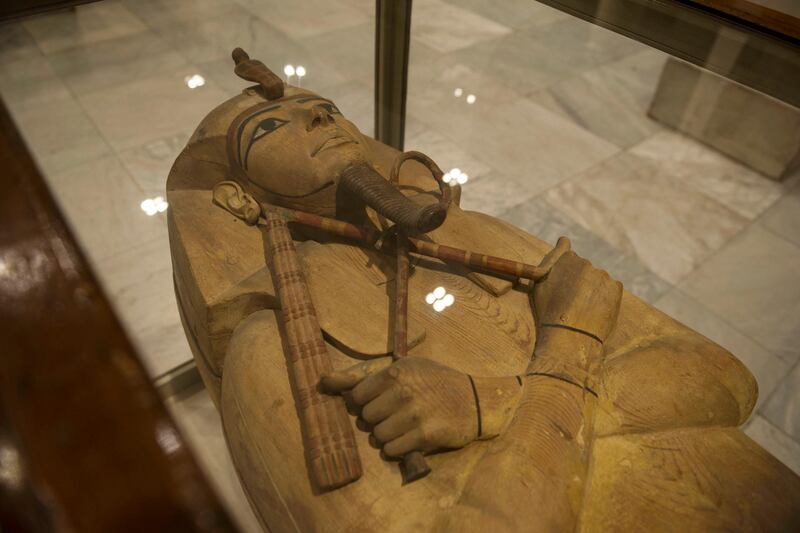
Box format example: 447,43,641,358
529,251,623,387
533,251,623,344
321,357,522,457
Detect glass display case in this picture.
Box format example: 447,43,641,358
1,1,798,531
396,0,800,485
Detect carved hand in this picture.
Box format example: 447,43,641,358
533,250,623,344
529,250,623,387
322,358,522,457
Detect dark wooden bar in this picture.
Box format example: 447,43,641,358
0,97,236,532
687,0,800,40
0,0,99,22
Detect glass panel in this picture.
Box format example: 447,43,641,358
0,0,374,377
406,0,800,471
0,2,375,529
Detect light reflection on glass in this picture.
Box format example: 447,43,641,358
140,196,168,216
295,65,307,87
184,74,205,89
155,422,181,455
466,94,476,104
443,168,468,185
425,286,455,313
454,87,463,97
0,440,22,489
284,64,308,86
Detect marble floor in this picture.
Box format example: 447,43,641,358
2,0,799,525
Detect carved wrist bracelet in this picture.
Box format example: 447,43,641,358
466,375,482,439
539,323,603,345
523,372,598,397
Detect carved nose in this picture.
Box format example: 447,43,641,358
308,105,333,131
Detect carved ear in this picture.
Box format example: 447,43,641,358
212,180,262,225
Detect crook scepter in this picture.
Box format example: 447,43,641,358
212,152,570,487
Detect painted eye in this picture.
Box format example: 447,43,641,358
253,117,288,141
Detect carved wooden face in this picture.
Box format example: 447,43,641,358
232,91,367,214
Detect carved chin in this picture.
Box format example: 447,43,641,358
275,183,338,216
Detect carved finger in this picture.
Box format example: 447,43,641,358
320,357,392,393
350,364,401,406
373,409,418,444
383,427,425,457
361,386,407,424
351,365,400,405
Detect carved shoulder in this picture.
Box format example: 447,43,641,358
169,187,278,380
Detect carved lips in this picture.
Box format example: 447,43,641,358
312,133,356,157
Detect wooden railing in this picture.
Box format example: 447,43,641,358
0,96,237,532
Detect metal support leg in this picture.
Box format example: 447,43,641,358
375,0,413,150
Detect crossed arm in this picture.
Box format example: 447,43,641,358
321,251,623,462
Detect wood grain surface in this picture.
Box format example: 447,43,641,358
167,86,800,531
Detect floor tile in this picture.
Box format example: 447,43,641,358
124,0,237,30
411,0,511,54
167,388,263,532
451,16,645,95
46,155,167,266
448,29,571,95
761,179,800,247
530,49,668,148
151,4,299,65
236,0,370,39
9,90,111,176
78,68,227,152
22,2,147,55
48,31,188,95
407,60,522,116
96,235,189,377
129,0,277,71
169,13,347,95
631,131,783,220
500,197,671,303
304,22,376,87
655,288,789,410
744,415,800,475
443,0,569,30
0,51,72,108
762,362,800,442
458,171,538,217
404,125,493,182
0,22,41,63
410,93,619,195
679,223,800,364
118,132,191,192
336,0,375,16
545,135,765,284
